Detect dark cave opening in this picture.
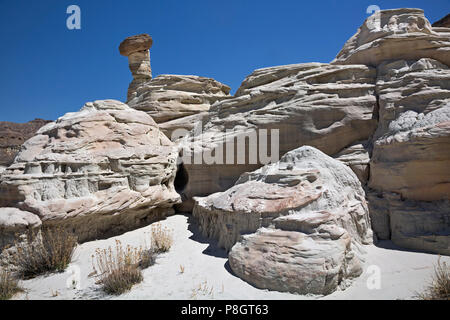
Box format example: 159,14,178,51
174,162,189,194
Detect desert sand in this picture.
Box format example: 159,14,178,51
12,214,448,300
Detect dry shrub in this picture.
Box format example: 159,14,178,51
93,240,156,295
190,280,215,300
92,222,173,295
12,227,78,279
97,266,142,296
0,269,22,300
151,223,173,253
139,248,157,269
416,257,450,300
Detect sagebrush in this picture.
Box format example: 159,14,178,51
12,227,78,279
92,222,173,295
151,223,173,253
93,240,156,295
416,257,450,300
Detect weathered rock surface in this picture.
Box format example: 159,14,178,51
0,207,41,253
193,146,372,294
119,34,154,101
158,112,208,141
333,9,450,67
368,191,449,255
119,34,153,57
0,119,51,168
333,142,371,184
0,100,180,242
331,9,450,256
366,59,450,254
369,58,450,201
180,63,378,209
127,74,231,140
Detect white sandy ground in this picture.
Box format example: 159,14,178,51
11,214,449,300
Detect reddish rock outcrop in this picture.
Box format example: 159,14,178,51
0,119,51,169
432,14,450,28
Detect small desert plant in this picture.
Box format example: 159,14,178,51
138,248,157,269
179,264,185,274
98,266,143,296
416,257,450,300
151,223,173,253
93,240,151,295
190,280,215,300
0,269,22,300
12,227,78,279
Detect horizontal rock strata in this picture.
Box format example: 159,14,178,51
128,74,231,140
179,62,378,210
0,100,180,242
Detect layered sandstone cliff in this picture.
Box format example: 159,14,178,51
184,9,450,256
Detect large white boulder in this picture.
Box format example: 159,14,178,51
0,100,181,242
193,146,372,294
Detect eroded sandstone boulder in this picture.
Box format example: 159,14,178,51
179,63,378,209
194,146,372,294
333,8,450,67
0,100,180,242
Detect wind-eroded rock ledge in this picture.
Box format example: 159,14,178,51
0,100,180,242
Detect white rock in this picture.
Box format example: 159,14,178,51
332,8,450,67
193,146,372,295
0,100,181,242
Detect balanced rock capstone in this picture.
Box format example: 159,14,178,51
119,34,154,101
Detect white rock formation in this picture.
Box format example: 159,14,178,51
365,58,450,253
193,146,372,294
186,10,450,257
367,191,449,255
179,63,378,210
369,58,450,201
333,142,370,184
0,100,180,242
127,74,231,140
333,8,450,67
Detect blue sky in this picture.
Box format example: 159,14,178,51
0,0,448,122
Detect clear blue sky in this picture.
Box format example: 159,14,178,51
0,0,448,122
